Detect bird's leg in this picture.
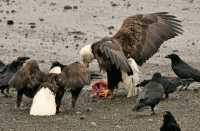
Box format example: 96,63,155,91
150,106,155,115
183,82,190,91
165,93,169,99
71,88,82,108
56,88,65,113
16,90,24,108
179,85,184,91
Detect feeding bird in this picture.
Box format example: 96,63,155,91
166,53,200,84
160,111,181,131
57,62,90,108
0,56,30,97
136,73,194,98
133,72,164,114
29,61,67,115
80,12,183,97
9,60,47,108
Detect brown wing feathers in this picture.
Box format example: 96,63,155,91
113,12,183,66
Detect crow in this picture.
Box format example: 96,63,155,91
0,57,30,96
133,72,164,114
136,73,194,98
0,60,5,72
9,60,47,108
166,53,200,83
160,111,181,131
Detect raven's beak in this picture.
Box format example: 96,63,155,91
165,55,170,58
17,56,30,61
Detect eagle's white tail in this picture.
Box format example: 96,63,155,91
121,58,140,97
30,87,56,116
49,66,61,74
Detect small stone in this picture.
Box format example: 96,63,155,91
108,26,114,30
39,18,44,22
111,1,118,7
73,6,78,9
13,49,18,52
80,115,86,120
7,20,14,25
115,125,121,128
192,42,195,46
127,2,131,7
86,107,92,112
39,60,45,63
182,7,189,11
148,119,153,121
64,5,72,10
65,45,69,48
76,111,82,115
11,10,16,13
172,49,179,53
30,25,36,29
25,33,28,38
75,44,79,48
90,122,97,127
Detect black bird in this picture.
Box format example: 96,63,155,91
160,111,181,131
0,56,30,96
136,73,194,98
0,60,5,72
133,72,164,114
57,62,90,108
166,54,200,83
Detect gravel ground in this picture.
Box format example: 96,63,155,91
0,0,200,131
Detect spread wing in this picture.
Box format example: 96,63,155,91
113,12,183,66
91,38,133,74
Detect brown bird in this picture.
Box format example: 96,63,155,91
57,62,90,108
80,12,183,96
9,60,47,108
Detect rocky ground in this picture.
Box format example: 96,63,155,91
0,0,200,131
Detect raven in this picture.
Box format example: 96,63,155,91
0,60,5,72
136,73,194,98
133,72,164,114
160,111,181,131
0,57,30,96
166,53,200,83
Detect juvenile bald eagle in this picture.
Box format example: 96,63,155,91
9,60,47,108
79,12,183,97
57,62,90,108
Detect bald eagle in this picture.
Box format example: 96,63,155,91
79,12,183,97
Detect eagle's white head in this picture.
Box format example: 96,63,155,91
79,44,94,68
